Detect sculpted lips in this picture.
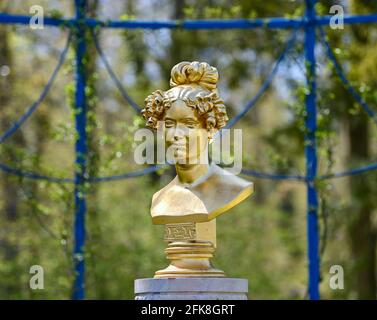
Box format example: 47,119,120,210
170,141,187,148
170,142,187,158
172,143,186,147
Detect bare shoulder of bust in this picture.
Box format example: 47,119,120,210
150,165,254,224
212,165,254,190
151,176,178,203
193,165,254,219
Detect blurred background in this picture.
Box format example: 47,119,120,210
0,0,376,299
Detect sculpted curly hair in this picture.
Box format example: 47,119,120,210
141,61,229,131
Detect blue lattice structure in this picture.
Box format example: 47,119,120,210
0,0,377,300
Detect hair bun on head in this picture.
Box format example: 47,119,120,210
169,61,218,92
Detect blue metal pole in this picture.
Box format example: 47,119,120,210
73,0,87,300
304,0,320,300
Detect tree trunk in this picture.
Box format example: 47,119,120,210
347,113,376,299
0,23,25,297
346,0,377,299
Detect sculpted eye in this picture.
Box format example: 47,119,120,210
184,120,199,128
165,120,175,128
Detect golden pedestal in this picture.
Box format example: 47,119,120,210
154,220,225,278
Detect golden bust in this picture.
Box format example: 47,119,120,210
141,61,254,278
142,61,254,225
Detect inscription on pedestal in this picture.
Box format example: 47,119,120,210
164,222,196,241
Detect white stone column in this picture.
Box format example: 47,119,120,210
135,278,248,300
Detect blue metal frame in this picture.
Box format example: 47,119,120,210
304,0,320,300
72,0,88,300
0,0,377,300
2,12,377,29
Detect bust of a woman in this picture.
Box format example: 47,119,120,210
142,61,253,225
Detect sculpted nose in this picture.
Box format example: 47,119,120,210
173,125,186,140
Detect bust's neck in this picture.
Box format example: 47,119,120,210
175,163,210,185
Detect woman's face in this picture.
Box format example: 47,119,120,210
164,99,209,164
